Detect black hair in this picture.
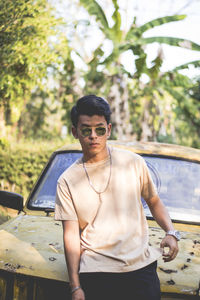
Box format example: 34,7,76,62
71,94,111,127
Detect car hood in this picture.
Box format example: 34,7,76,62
0,215,200,296
0,214,68,282
148,220,200,297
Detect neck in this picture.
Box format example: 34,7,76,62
82,147,112,197
83,146,110,164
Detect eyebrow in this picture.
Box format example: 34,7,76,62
80,123,105,127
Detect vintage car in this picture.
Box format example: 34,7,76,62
0,141,200,300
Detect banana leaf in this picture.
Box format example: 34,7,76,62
126,15,186,41
173,60,200,71
79,0,109,35
140,37,200,51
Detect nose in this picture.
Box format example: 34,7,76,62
89,128,97,139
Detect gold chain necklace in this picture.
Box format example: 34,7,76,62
82,148,112,202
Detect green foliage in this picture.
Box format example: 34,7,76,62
79,1,197,69
17,89,62,140
0,137,10,150
173,60,200,71
141,37,200,51
126,15,186,40
0,0,61,125
0,140,65,199
128,69,200,148
1,0,200,148
167,76,200,147
52,38,79,134
79,0,109,35
79,0,200,142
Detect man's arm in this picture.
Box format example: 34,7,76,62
62,220,85,300
146,195,179,262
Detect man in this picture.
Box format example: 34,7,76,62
55,95,179,300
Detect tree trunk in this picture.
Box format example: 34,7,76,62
140,97,162,142
108,75,132,140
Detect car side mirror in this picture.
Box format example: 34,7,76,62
0,191,23,212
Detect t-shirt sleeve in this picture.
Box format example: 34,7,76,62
54,181,78,221
139,157,158,201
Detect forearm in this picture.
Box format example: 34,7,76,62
147,195,174,232
146,195,179,262
62,220,81,288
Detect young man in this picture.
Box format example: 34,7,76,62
55,95,179,300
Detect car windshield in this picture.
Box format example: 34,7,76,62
28,151,200,223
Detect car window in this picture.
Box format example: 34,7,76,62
28,152,200,223
28,152,82,209
142,156,200,223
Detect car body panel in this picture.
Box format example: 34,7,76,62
0,141,200,299
148,220,200,297
0,215,199,297
57,140,200,162
0,215,67,282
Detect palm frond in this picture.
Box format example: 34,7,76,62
138,15,186,34
172,60,200,71
126,15,186,41
111,0,122,40
141,37,200,51
79,0,109,32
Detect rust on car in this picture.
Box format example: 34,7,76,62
0,141,200,299
148,221,200,297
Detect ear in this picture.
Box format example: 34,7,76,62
107,123,112,138
72,126,78,139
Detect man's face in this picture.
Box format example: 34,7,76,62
72,115,111,161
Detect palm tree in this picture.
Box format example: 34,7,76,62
80,0,200,140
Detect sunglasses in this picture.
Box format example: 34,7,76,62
80,127,107,137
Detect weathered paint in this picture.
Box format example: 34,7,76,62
148,223,200,297
0,215,67,282
0,215,199,298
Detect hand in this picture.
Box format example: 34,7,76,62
160,235,179,262
72,288,85,300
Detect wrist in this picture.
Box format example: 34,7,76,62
70,282,80,290
71,286,82,294
165,230,181,241
69,275,80,289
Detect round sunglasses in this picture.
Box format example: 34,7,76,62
80,127,107,137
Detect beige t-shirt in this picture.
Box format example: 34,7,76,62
55,147,162,273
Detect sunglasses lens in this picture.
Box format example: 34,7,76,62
81,128,92,137
95,127,106,136
80,127,106,137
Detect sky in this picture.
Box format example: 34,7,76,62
53,0,200,78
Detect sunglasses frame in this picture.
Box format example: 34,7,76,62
80,126,107,137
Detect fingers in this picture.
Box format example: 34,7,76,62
162,248,178,262
160,235,179,262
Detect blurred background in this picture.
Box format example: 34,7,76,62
0,0,200,198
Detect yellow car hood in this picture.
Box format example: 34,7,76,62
148,220,200,297
0,214,68,282
0,215,200,297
